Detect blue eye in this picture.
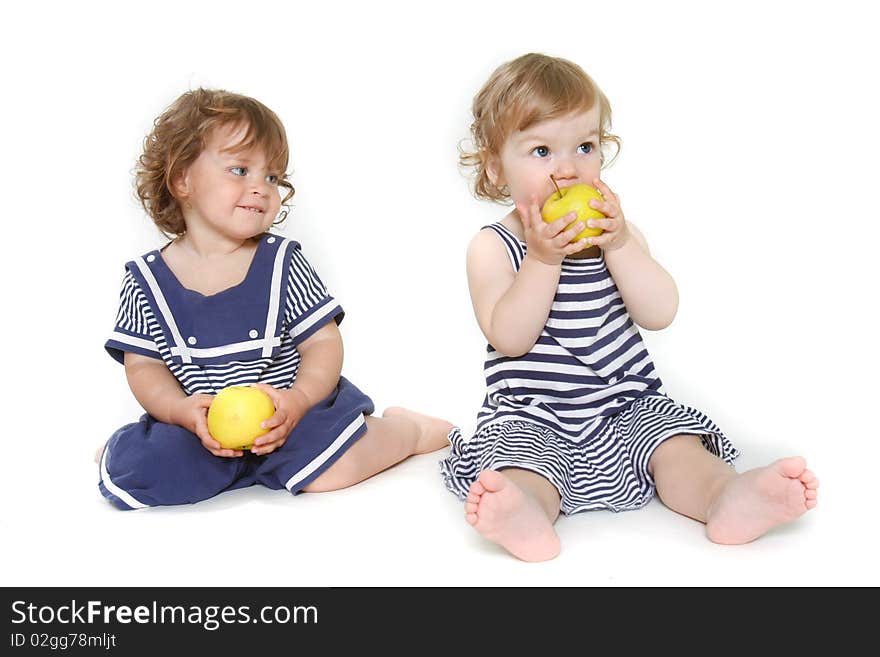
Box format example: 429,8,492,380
230,167,247,176
578,142,594,154
531,146,550,158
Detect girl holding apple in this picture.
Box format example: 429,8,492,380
98,88,452,509
440,53,819,561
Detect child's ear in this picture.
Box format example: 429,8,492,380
170,169,190,201
485,152,504,188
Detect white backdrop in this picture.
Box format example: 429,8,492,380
1,0,877,586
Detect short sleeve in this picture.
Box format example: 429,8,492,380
104,269,162,364
285,247,344,345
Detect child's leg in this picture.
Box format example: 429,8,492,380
464,468,561,562
649,434,819,544
301,407,452,493
98,415,251,510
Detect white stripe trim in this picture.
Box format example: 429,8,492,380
486,225,521,271
284,414,365,490
134,256,191,364
290,301,338,339
108,331,159,353
100,444,148,509
263,238,291,357
170,337,282,359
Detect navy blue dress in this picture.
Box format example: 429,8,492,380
100,233,373,509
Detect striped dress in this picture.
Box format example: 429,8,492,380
99,232,373,510
440,223,739,514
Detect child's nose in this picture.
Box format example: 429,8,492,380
250,179,270,195
553,156,577,179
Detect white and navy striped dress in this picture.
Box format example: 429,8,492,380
440,223,739,514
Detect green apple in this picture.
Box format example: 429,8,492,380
541,182,605,242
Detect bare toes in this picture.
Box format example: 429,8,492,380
465,512,478,526
469,481,486,496
465,502,478,514
805,499,818,509
805,489,818,500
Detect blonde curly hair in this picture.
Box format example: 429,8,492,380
460,53,621,203
135,88,295,237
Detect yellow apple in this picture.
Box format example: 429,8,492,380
541,183,605,242
207,386,276,450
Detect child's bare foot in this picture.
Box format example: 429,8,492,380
382,406,453,454
465,469,560,562
706,456,819,544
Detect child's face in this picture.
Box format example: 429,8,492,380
177,123,282,241
489,106,603,210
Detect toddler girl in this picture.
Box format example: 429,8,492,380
440,54,819,561
99,88,451,509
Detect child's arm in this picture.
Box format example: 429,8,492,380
589,179,679,330
252,321,343,455
123,352,240,457
288,320,343,406
467,201,586,357
603,224,679,330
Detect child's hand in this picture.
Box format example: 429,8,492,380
584,179,630,251
518,195,589,266
249,384,312,456
171,394,244,458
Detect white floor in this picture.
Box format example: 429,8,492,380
3,392,875,588
2,0,878,588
